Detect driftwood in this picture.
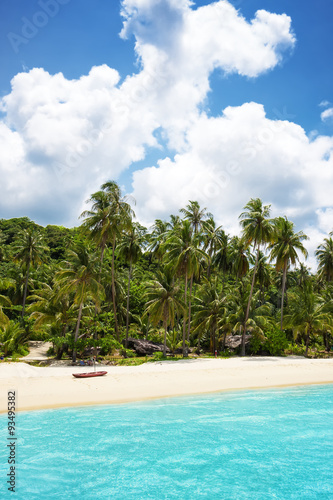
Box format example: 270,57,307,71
224,334,251,350
124,337,171,355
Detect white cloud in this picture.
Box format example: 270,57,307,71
321,107,333,122
131,102,333,270
0,0,296,225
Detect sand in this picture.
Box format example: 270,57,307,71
1,357,333,413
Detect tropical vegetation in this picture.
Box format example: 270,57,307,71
0,184,332,361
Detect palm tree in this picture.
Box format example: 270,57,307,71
56,244,105,362
148,219,169,262
269,217,308,330
202,219,228,278
180,200,211,235
28,283,75,359
0,294,11,327
164,220,208,355
13,228,48,318
80,181,134,339
145,268,184,356
285,282,332,356
255,251,272,304
192,278,227,354
227,285,272,352
316,235,333,283
0,321,28,356
117,223,144,348
228,236,250,283
239,198,274,355
0,230,7,262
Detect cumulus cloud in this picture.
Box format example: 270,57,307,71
132,102,333,270
0,0,296,225
321,107,333,122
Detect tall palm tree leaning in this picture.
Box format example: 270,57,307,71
269,217,308,330
56,243,105,363
13,228,48,319
315,234,333,283
145,268,184,357
117,223,144,348
80,181,134,340
239,198,274,356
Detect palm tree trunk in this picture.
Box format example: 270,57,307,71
21,258,31,318
56,325,67,360
212,326,216,355
111,236,119,340
242,245,260,356
305,326,311,357
182,273,188,357
222,331,227,350
163,318,167,357
72,302,83,363
280,261,288,331
125,260,132,348
187,275,193,342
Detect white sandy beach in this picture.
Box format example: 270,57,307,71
1,357,333,413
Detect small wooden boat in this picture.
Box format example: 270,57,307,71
72,371,107,378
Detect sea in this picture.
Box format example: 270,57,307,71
1,384,333,499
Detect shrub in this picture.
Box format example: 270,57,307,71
265,328,288,356
99,335,122,356
120,348,136,358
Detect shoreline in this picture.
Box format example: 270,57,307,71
1,357,333,413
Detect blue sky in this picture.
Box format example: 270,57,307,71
1,0,333,266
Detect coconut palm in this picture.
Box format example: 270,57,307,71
0,321,28,357
27,283,76,359
239,198,274,355
12,228,48,318
285,282,332,356
80,181,134,339
0,294,11,327
145,268,184,356
227,285,273,353
192,278,228,354
117,223,144,347
180,200,211,235
164,220,208,355
316,235,333,283
148,219,169,262
201,219,228,278
228,236,251,283
269,217,308,330
0,230,7,262
254,251,272,304
56,244,105,362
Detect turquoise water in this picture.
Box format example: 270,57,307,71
1,385,333,499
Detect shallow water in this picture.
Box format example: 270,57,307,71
1,385,333,499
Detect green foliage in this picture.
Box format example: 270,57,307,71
285,342,306,356
265,328,288,356
0,191,332,360
99,335,122,355
0,321,29,356
150,351,167,361
249,327,288,355
120,348,136,358
249,334,262,354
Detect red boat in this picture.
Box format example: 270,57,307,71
72,371,107,378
